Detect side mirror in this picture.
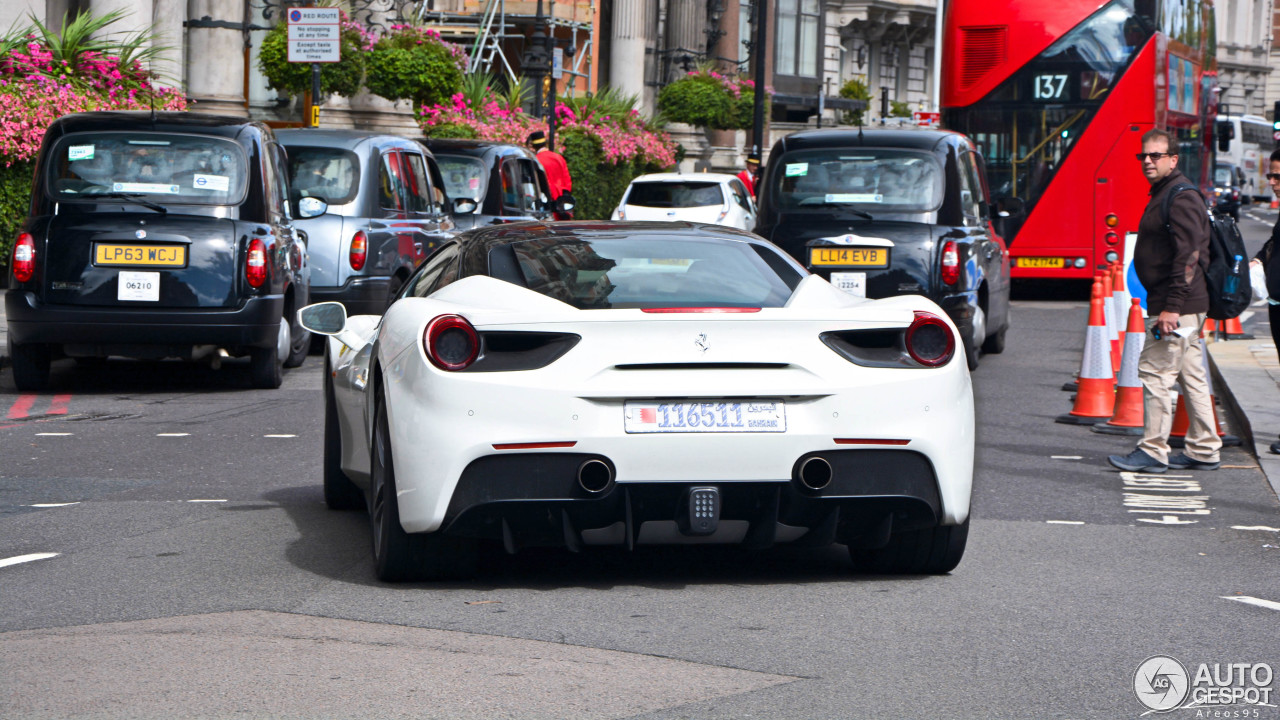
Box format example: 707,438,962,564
994,196,1025,219
555,191,577,215
297,196,328,218
453,197,479,214
299,301,347,334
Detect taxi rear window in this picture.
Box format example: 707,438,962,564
46,132,249,204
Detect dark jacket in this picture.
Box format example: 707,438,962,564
1134,170,1210,315
1254,220,1280,300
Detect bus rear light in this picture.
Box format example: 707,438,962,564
349,231,368,271
1105,214,1119,228
1073,258,1087,268
1105,232,1119,245
12,232,35,283
941,240,960,285
246,237,267,288
1105,250,1119,263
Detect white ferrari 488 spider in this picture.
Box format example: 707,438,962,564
300,221,974,582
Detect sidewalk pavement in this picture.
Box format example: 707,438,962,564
0,291,1278,500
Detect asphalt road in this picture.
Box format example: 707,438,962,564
2,217,1279,719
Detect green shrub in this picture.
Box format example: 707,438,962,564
257,16,369,98
426,122,479,139
364,26,465,107
839,78,871,125
890,100,913,118
0,161,35,270
657,74,735,129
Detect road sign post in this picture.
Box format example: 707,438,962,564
287,7,340,127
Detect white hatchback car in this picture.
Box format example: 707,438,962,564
612,172,756,230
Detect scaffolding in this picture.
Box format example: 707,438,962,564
416,0,595,95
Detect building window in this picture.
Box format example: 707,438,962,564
776,0,820,77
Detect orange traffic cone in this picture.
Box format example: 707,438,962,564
1271,197,1278,210
1094,298,1145,435
1220,315,1254,340
1203,318,1218,341
1062,279,1105,392
1057,294,1116,424
1169,336,1241,447
1112,263,1131,340
1100,271,1121,374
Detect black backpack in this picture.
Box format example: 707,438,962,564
1162,184,1251,320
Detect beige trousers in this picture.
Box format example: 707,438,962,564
1137,312,1222,463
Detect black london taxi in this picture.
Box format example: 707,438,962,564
421,138,554,229
6,111,319,390
753,128,1012,370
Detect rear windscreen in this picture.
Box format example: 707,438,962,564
437,155,487,203
286,146,360,205
626,182,724,208
502,236,798,309
47,132,248,204
772,149,943,212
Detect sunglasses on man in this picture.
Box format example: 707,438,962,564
1134,152,1174,161
1267,173,1280,181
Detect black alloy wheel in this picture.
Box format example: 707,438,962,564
284,308,310,368
323,355,364,511
370,392,476,582
249,318,285,389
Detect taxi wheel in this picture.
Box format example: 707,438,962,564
370,394,476,582
249,325,283,389
284,313,309,369
848,518,969,575
323,360,363,511
10,341,51,391
981,325,1006,355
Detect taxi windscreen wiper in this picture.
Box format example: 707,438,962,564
97,192,168,214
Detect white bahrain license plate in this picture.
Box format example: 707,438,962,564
624,400,786,433
118,271,160,301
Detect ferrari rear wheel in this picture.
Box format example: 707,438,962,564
848,518,969,575
323,359,363,511
370,394,476,582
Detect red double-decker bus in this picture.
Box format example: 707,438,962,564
941,0,1217,280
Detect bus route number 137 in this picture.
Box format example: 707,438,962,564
1033,74,1068,101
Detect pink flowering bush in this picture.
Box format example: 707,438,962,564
419,82,677,219
0,13,184,261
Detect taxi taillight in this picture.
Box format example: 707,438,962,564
941,240,960,286
349,231,368,271
246,237,268,288
12,232,35,283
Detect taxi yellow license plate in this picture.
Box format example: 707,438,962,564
95,244,186,267
809,247,888,267
1016,256,1065,269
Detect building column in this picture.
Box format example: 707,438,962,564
666,0,706,81
150,0,185,93
186,0,246,115
610,0,647,109
710,0,743,170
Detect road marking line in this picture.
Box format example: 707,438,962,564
7,394,37,420
187,499,227,503
1138,515,1199,524
0,552,59,569
156,433,190,437
1051,455,1083,460
46,394,71,415
263,434,297,438
30,502,80,508
35,433,73,436
1220,596,1280,612
1046,520,1085,525
1231,525,1280,532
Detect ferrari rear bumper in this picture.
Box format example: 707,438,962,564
440,449,942,550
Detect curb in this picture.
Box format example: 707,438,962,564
1208,350,1254,457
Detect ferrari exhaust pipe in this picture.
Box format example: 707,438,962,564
577,459,614,494
795,456,833,492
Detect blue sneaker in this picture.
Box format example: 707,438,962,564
1107,448,1168,473
1167,452,1220,470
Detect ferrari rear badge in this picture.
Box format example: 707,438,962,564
695,333,709,353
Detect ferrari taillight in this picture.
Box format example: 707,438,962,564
246,237,267,288
12,232,35,283
905,311,955,367
424,314,479,371
941,241,960,286
349,230,367,271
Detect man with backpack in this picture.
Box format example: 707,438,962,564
1108,128,1222,473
